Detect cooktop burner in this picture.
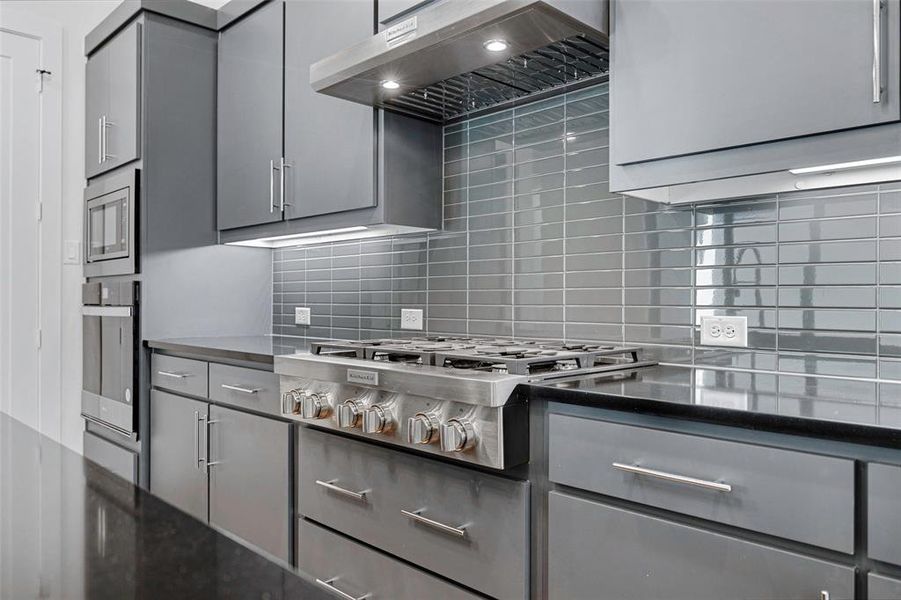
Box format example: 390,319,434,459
310,337,642,376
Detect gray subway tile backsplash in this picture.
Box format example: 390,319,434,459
273,81,901,407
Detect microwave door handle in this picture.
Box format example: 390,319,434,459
81,306,133,317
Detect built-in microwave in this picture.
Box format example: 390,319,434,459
84,169,138,278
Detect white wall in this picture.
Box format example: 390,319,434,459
1,0,227,453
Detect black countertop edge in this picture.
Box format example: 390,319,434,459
524,383,901,451
145,335,312,366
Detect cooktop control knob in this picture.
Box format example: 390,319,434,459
337,399,363,428
362,405,390,434
282,390,303,415
440,418,476,452
406,413,439,445
300,393,327,419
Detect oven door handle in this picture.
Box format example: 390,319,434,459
81,413,134,439
82,306,132,317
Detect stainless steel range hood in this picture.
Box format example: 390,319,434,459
310,0,609,123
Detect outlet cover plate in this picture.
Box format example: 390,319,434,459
294,307,311,326
401,308,424,330
700,315,748,347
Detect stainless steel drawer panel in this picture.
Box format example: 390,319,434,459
151,354,208,397
297,519,480,600
209,363,280,416
548,491,855,600
298,427,529,599
868,463,901,566
869,573,901,600
83,431,137,484
549,414,855,553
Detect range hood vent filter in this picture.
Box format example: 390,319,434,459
382,35,608,122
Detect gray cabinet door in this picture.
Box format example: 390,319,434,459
283,0,375,221
103,22,142,174
870,573,901,600
868,462,901,566
149,390,208,522
208,404,291,562
548,491,856,600
217,0,284,230
611,0,901,165
84,49,107,179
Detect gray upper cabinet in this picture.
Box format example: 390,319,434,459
208,404,291,562
217,0,284,230
283,0,375,221
611,0,901,166
149,390,209,522
84,21,142,179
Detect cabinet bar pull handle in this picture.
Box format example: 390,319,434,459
220,383,259,394
204,418,220,471
98,117,104,164
198,413,209,469
315,577,370,600
156,370,190,379
280,157,291,210
873,0,884,102
315,479,369,501
612,462,732,493
193,410,201,468
401,508,467,538
269,159,278,213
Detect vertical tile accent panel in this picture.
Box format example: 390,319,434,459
272,81,899,410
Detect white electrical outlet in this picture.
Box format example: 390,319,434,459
400,308,424,330
294,307,311,326
700,315,748,348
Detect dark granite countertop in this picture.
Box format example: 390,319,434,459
530,364,901,448
0,413,327,600
146,335,311,365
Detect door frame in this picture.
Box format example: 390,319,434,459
0,8,63,440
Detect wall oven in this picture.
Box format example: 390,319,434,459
82,280,138,440
84,169,138,278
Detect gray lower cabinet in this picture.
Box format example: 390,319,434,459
217,0,283,230
297,519,480,600
868,462,901,566
548,414,855,553
548,491,856,600
149,390,209,522
611,0,901,166
869,573,901,600
283,0,375,220
208,404,291,562
298,426,529,599
84,21,142,179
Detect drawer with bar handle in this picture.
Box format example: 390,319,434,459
151,354,208,397
297,426,529,599
548,413,855,553
209,363,280,416
297,518,481,600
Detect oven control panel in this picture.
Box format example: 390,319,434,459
280,377,527,470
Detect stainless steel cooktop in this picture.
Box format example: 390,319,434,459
277,337,655,469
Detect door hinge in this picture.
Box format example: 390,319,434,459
35,68,51,94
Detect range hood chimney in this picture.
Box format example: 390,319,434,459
310,0,609,123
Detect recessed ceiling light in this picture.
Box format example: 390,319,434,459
381,80,400,90
483,39,509,52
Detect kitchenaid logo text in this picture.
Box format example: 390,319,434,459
384,16,417,47
347,369,379,386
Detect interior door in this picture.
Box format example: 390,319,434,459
611,0,901,165
149,390,208,522
217,0,284,230
208,404,291,562
103,22,142,174
283,0,375,221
